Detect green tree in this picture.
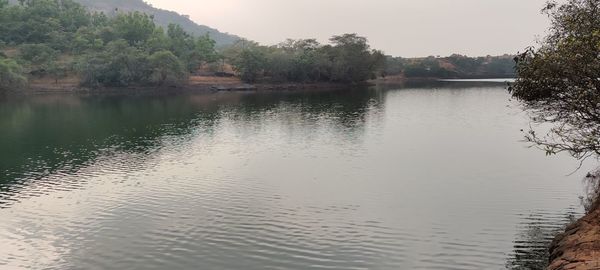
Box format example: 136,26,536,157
45,61,68,84
231,46,266,83
76,39,150,87
327,34,382,82
148,50,186,86
0,57,27,91
18,43,58,65
112,12,156,46
510,0,600,161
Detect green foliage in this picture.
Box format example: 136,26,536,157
76,39,150,87
113,12,155,46
231,46,266,83
0,57,27,91
226,34,385,83
388,54,516,79
71,0,239,45
18,43,58,64
0,0,90,45
327,34,384,82
148,50,186,86
0,0,220,89
510,0,600,160
45,61,68,84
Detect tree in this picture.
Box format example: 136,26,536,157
148,50,186,86
0,58,27,91
510,0,600,161
327,34,382,82
18,43,58,65
112,12,155,46
231,47,266,83
45,61,68,84
76,39,150,87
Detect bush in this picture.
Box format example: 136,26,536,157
148,50,186,86
18,44,58,65
76,40,150,87
0,58,27,91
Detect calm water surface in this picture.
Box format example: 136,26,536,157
0,83,590,269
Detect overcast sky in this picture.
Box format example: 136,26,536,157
145,0,551,57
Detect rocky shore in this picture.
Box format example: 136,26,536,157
547,206,600,270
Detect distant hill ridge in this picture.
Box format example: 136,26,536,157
8,0,240,46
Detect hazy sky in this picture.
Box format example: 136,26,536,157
145,0,551,57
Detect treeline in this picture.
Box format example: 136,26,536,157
384,54,516,79
0,0,218,90
0,0,515,92
223,35,386,83
0,0,385,91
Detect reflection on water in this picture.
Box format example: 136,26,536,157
506,211,577,270
0,85,590,269
0,90,380,206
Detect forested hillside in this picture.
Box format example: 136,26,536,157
0,0,220,90
0,0,386,91
7,0,240,45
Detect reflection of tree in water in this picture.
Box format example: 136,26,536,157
506,212,577,270
0,88,382,207
581,169,600,212
225,87,385,141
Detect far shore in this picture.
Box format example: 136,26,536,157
3,75,515,96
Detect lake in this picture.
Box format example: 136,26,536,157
0,83,590,269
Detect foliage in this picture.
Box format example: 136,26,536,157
112,12,155,46
510,0,600,160
18,43,58,65
148,50,186,86
231,45,266,83
45,61,68,83
385,54,516,79
0,0,218,88
76,39,150,87
0,57,27,91
225,34,385,83
69,0,240,45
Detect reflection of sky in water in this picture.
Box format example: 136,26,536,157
0,86,592,269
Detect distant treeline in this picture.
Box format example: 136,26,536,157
0,0,515,92
384,54,516,79
222,36,386,83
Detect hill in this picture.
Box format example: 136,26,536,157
8,0,240,46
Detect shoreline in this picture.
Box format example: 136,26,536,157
2,75,517,97
3,77,371,97
547,206,600,269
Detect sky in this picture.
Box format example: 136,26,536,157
145,0,552,57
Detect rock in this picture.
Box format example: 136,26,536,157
547,207,600,270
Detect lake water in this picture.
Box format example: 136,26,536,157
0,83,590,269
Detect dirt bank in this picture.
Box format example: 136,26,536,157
8,76,361,96
547,206,600,270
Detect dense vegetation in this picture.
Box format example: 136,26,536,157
0,0,387,89
384,54,516,79
7,0,240,45
223,35,386,83
510,0,600,209
0,0,516,91
0,0,219,88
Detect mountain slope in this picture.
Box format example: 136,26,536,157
9,0,240,45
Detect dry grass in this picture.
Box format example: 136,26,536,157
28,75,80,90
188,75,242,85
